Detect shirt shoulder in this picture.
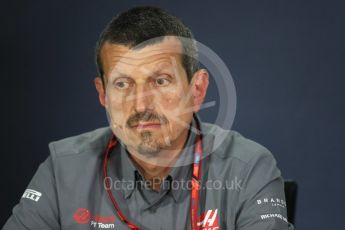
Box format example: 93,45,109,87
48,127,112,159
201,122,274,166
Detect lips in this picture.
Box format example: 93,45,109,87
130,122,162,129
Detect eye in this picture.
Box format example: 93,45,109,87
114,79,131,90
155,77,171,87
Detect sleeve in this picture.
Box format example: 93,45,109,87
3,156,60,230
235,151,294,230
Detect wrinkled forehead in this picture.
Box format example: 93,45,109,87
100,37,185,79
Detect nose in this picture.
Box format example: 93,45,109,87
134,84,153,112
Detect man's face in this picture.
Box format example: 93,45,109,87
96,37,206,157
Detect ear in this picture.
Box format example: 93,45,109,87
94,77,106,107
191,69,209,112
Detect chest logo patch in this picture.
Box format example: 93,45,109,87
74,208,116,229
74,208,91,224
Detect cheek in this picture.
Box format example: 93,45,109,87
157,86,192,109
157,89,193,130
106,96,139,145
106,94,133,124
159,90,192,117
159,93,179,109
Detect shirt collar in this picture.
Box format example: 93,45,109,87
119,145,139,199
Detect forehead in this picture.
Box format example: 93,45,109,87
100,37,184,76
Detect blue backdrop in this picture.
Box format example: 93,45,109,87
1,0,344,229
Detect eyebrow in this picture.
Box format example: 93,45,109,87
108,71,130,82
110,67,174,80
151,69,173,76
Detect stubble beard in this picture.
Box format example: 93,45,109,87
136,130,164,157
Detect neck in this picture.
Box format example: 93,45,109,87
127,127,190,191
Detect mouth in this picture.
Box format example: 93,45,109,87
129,122,163,130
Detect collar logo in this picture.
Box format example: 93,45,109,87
197,209,219,230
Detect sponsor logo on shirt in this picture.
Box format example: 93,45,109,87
74,208,116,229
197,209,219,230
260,213,288,223
74,208,91,224
256,197,287,208
22,189,42,202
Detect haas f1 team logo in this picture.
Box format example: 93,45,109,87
74,208,91,224
74,208,116,229
197,209,219,230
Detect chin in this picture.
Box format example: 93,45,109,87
137,144,161,157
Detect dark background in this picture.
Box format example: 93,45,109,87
1,0,344,229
